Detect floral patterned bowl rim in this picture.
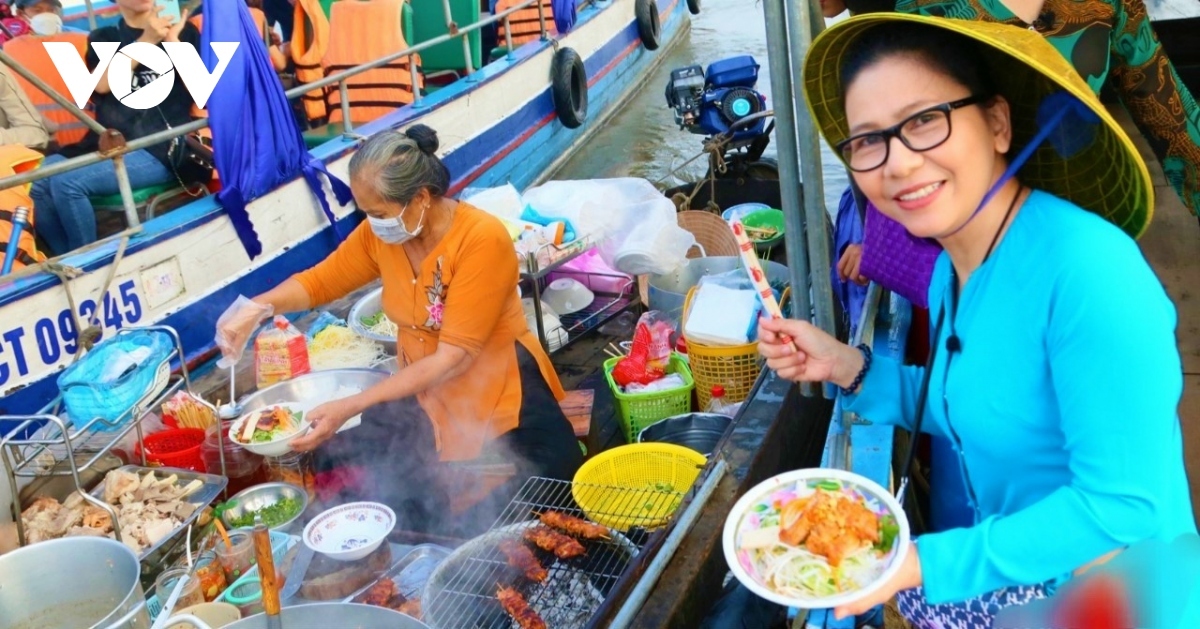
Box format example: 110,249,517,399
721,467,911,610
302,501,395,562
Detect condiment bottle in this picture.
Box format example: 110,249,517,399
707,385,731,416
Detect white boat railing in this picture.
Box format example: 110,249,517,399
0,0,563,252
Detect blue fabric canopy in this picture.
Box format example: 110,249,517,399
200,0,353,259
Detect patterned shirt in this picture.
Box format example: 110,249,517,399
895,0,1200,216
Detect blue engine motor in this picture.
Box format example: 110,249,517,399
665,55,768,141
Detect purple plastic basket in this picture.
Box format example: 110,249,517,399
859,202,942,308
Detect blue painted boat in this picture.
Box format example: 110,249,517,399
0,0,692,419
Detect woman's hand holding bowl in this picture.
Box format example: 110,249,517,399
291,396,363,452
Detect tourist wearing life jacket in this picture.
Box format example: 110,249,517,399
0,145,46,273
31,0,206,255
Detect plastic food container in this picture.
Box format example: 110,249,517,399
201,422,266,498
264,452,316,501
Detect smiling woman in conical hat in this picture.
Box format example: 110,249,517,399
755,13,1196,627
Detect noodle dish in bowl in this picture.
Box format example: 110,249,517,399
722,468,909,609
229,402,312,457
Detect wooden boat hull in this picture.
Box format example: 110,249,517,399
0,0,691,419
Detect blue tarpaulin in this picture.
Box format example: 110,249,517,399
200,0,353,259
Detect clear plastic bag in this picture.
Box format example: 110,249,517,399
636,311,676,373
253,316,311,388
214,296,274,369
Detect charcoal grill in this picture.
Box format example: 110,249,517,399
420,477,688,629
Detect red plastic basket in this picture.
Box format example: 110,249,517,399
137,428,206,472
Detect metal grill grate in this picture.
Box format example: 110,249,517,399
421,477,686,629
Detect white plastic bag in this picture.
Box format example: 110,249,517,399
522,178,695,276
462,183,526,221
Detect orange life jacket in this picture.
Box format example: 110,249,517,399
323,0,423,125
292,0,332,120
3,33,92,146
190,9,288,73
0,146,46,272
495,0,555,47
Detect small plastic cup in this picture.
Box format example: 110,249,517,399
155,566,205,611
214,531,255,583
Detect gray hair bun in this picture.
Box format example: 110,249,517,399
405,124,440,155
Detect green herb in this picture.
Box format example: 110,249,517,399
815,480,841,492
228,497,303,528
360,312,385,327
650,481,675,493
875,514,900,552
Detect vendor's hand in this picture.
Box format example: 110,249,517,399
834,541,922,620
215,300,272,366
837,244,869,286
290,397,359,452
758,317,860,388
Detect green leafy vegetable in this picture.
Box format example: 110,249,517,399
228,496,303,528
875,514,900,552
360,312,385,327
815,480,841,492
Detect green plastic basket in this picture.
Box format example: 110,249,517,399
604,353,695,444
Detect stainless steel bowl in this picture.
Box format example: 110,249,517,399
347,286,396,354
221,482,309,532
236,368,390,415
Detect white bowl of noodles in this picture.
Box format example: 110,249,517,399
722,468,909,609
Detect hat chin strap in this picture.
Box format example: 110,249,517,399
942,94,1077,238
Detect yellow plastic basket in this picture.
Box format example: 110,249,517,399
682,286,789,409
572,443,707,531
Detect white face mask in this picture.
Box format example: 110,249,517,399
367,201,425,245
30,12,62,36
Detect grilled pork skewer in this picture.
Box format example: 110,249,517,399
537,510,611,540
499,538,548,582
523,525,586,559
497,585,547,629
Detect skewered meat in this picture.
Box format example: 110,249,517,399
523,525,586,559
499,539,547,582
538,510,610,540
360,579,397,606
496,585,546,629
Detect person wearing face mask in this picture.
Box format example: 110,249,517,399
12,0,82,33
214,125,583,534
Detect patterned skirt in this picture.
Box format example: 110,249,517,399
896,582,1051,629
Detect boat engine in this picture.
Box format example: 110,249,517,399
664,55,768,141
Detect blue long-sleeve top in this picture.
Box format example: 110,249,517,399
845,189,1196,604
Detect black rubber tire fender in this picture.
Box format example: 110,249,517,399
635,0,661,50
686,0,700,15
550,47,588,129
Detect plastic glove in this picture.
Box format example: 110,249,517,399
214,296,273,369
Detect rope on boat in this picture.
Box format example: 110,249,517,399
657,133,731,215
44,234,131,362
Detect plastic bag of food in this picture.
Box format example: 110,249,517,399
611,323,666,387
215,296,274,369
636,311,676,373
254,316,311,388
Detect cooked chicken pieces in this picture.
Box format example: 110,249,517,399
779,489,880,566
21,470,202,554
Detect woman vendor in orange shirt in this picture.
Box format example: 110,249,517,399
216,125,583,533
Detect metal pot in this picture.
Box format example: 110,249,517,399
222,603,429,629
0,537,151,629
347,286,397,355
637,412,733,457
235,368,390,422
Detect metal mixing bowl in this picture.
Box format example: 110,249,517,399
221,482,309,532
347,286,396,354
236,368,390,414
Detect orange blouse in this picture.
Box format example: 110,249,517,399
293,202,565,461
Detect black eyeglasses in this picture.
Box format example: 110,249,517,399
835,96,988,173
